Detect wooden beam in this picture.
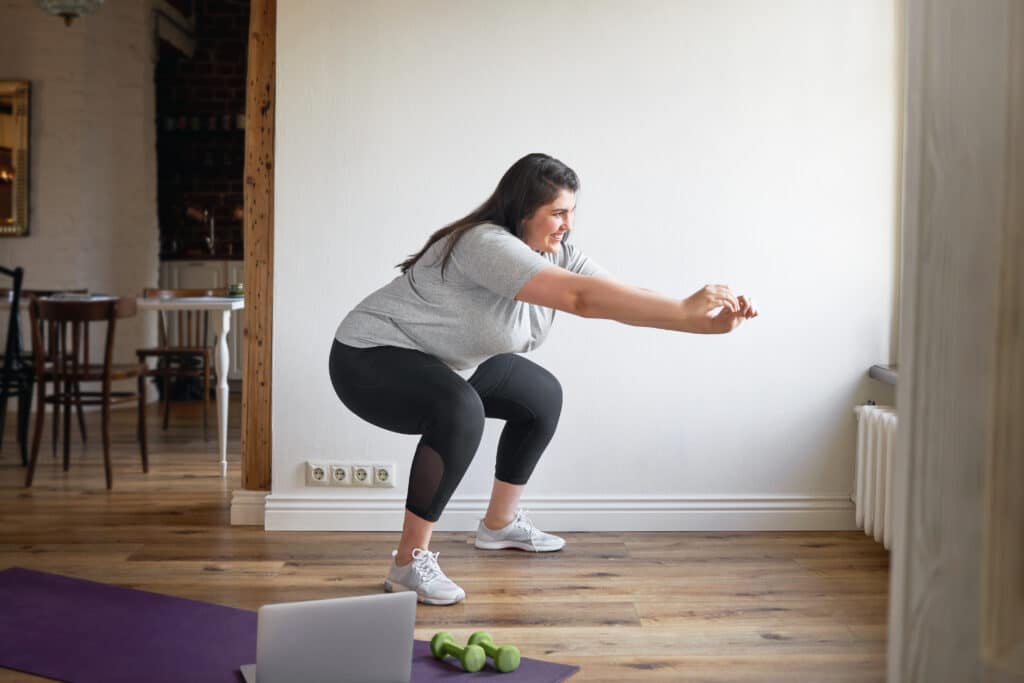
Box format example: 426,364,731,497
241,0,275,491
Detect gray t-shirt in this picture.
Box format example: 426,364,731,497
335,222,607,376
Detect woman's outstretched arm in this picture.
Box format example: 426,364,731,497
515,265,758,334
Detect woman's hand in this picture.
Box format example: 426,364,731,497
682,285,759,334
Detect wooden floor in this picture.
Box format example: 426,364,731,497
0,398,889,682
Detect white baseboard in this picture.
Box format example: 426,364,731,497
231,489,268,526
263,494,856,532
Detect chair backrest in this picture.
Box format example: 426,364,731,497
1,287,91,364
0,266,25,378
28,297,134,385
141,287,227,349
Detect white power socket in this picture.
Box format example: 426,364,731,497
307,461,395,488
351,465,372,486
372,464,395,488
306,461,329,486
329,464,351,486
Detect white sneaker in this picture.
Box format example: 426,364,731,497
474,509,566,552
384,548,466,605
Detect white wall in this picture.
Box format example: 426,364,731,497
269,0,900,531
0,1,160,363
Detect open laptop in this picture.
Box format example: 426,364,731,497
240,591,416,683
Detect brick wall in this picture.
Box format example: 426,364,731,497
156,0,250,257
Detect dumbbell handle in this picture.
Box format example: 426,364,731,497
441,642,470,657
477,640,503,656
440,642,485,672
468,633,521,673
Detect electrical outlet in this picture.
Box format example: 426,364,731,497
372,464,395,488
329,464,351,486
306,461,329,486
352,464,372,486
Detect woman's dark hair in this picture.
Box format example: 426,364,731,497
397,153,579,275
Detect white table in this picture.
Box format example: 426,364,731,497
136,296,245,473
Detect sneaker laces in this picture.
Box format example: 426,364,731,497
410,547,444,584
512,509,538,540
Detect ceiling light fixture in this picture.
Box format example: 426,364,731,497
36,0,104,27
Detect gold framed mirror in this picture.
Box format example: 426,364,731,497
0,80,30,237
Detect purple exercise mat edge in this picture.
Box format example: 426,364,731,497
0,566,579,682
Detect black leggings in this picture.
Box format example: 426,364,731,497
328,341,562,522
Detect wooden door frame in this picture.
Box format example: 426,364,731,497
241,0,274,491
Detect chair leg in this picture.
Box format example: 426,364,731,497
17,382,32,467
62,386,72,472
0,361,17,454
52,377,59,458
25,377,47,487
101,396,112,490
0,384,9,454
74,381,88,445
203,354,210,440
162,366,172,431
138,374,148,473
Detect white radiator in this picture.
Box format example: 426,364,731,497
853,404,897,550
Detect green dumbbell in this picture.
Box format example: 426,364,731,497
467,631,521,673
430,631,486,673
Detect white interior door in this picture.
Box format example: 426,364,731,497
890,1,1024,681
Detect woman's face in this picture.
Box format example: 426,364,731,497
520,189,575,254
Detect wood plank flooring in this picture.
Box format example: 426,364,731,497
0,399,888,681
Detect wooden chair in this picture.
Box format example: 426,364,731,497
0,267,32,465
137,288,226,438
25,297,148,489
26,289,91,454
1,287,92,457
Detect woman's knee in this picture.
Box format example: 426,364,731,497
429,383,486,443
531,365,563,423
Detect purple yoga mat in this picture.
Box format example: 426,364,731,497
0,567,578,682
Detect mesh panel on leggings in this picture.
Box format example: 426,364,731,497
406,441,445,520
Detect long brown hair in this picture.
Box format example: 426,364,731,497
397,153,580,276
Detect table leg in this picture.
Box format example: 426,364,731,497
211,310,231,474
